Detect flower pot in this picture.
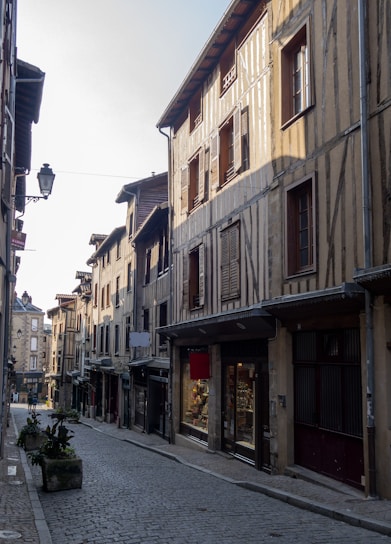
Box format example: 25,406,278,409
41,457,83,492
24,433,46,452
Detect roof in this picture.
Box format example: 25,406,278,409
15,59,45,172
115,172,167,203
157,0,265,128
132,202,168,243
86,226,126,265
12,297,44,314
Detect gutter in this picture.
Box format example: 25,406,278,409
358,0,376,498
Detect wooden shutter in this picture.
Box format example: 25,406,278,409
221,222,240,300
210,132,219,189
198,148,205,203
181,166,189,213
182,251,189,311
198,243,205,307
229,223,240,296
233,107,242,173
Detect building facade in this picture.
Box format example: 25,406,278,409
0,0,46,456
10,292,46,403
156,0,391,499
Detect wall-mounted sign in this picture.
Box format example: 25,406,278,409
11,230,26,250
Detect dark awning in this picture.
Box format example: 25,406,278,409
354,265,391,297
262,283,365,321
157,306,276,342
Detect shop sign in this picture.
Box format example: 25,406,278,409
189,352,210,380
11,230,26,250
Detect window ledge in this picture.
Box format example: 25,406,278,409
281,104,314,131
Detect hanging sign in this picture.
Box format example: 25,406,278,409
189,352,210,380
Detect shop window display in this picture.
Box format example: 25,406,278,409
182,362,209,432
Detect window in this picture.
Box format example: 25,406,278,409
213,108,249,189
143,309,149,332
189,87,202,132
106,283,110,307
158,225,169,275
286,177,315,276
30,355,37,370
145,248,151,285
115,276,120,307
31,318,38,332
127,262,132,292
125,316,131,352
114,324,120,355
128,212,134,238
106,249,110,264
221,222,240,301
99,326,104,354
105,324,110,354
220,37,236,94
101,287,105,310
281,22,311,126
189,149,206,211
94,284,98,307
159,302,168,347
92,324,97,352
30,337,38,352
187,244,205,310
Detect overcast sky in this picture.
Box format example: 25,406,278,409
15,0,231,317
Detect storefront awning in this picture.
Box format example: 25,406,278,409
353,264,391,298
157,306,275,342
262,283,365,321
128,357,170,370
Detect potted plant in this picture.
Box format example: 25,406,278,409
29,413,83,492
17,412,46,451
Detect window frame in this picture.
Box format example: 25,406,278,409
281,19,312,128
285,174,316,277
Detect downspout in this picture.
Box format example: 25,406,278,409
158,125,173,444
358,0,376,497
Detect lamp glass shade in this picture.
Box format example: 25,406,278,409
21,291,29,306
37,163,55,197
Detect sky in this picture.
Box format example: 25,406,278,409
15,0,231,317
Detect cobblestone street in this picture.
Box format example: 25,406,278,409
10,406,391,544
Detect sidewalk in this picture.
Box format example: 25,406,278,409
2,404,391,544
80,415,391,538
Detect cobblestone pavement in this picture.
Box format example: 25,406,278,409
4,404,391,543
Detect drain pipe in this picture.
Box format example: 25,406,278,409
358,0,376,498
158,125,173,444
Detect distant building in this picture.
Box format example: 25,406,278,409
11,292,46,403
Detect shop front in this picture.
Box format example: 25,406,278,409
181,348,210,445
221,340,269,469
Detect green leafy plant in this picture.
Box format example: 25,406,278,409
55,407,80,422
28,413,76,466
17,412,42,449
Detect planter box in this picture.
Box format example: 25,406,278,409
41,457,83,492
24,433,46,452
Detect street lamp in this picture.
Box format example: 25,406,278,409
11,163,56,204
21,291,30,306
36,163,55,199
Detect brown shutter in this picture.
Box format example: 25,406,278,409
221,229,230,298
182,251,189,311
181,166,189,213
210,132,219,189
233,107,242,173
198,148,205,203
229,223,240,296
198,243,205,307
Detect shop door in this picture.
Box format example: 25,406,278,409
223,363,256,464
135,385,147,430
148,379,168,439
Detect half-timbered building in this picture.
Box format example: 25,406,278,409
157,0,391,498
